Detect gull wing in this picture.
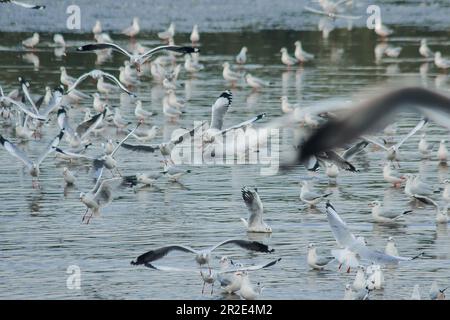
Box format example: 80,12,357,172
325,202,357,248
76,43,132,58
242,186,264,227
0,134,33,169
130,245,198,265
37,130,64,165
394,118,427,149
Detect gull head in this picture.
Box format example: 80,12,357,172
241,46,248,53
441,139,446,144
307,243,315,249
294,40,301,47
368,200,381,208
222,62,230,68
63,167,68,175
387,236,395,243
435,51,441,59
280,47,287,54
79,192,86,201
444,179,450,185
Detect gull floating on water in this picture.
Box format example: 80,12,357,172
190,24,199,44
307,243,334,270
245,74,270,90
158,23,175,42
384,237,399,256
294,41,314,63
434,52,450,69
369,200,412,223
437,139,448,164
280,47,298,67
299,180,332,207
419,39,434,59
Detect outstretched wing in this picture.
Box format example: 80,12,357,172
241,186,263,227
0,134,33,169
130,245,197,265
210,239,274,253
67,72,93,93
140,45,199,64
325,202,357,248
11,1,45,9
395,118,427,149
100,71,137,97
76,43,132,58
76,109,106,140
120,142,160,153
37,130,64,165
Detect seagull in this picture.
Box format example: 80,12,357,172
430,281,447,300
92,93,106,113
1,0,45,9
53,34,65,47
352,265,366,291
129,125,160,142
236,47,248,64
0,129,64,187
76,43,198,72
62,167,76,185
245,74,270,90
280,96,297,113
442,180,450,203
365,264,384,290
237,272,264,300
419,39,434,58
418,133,433,158
363,118,427,164
369,200,412,223
92,20,102,34
384,237,399,256
120,121,206,161
374,19,393,37
299,180,332,207
280,47,298,66
130,239,274,272
325,201,423,267
162,160,191,182
135,172,163,186
122,17,140,37
383,162,405,187
158,23,175,41
119,66,139,87
134,100,155,121
298,87,450,165
184,54,204,73
404,174,436,200
415,196,449,224
79,177,128,224
437,139,448,163
22,33,39,48
0,84,47,121
222,62,242,83
241,187,272,233
384,46,402,58
57,107,106,147
66,69,137,97
307,243,334,270
190,24,199,44
54,122,141,178
434,52,450,69
294,41,314,62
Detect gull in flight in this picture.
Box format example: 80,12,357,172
76,43,198,72
0,129,64,187
66,69,136,97
368,200,412,223
241,187,272,233
57,107,106,147
130,239,274,273
325,201,423,269
0,0,45,9
54,122,141,178
298,87,450,166
363,118,427,165
79,177,130,224
120,121,207,162
307,243,334,270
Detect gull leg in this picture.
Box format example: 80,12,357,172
338,263,342,270
201,281,205,295
211,283,214,295
82,208,89,222
86,211,94,224
347,266,351,273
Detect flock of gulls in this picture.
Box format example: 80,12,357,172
0,0,450,300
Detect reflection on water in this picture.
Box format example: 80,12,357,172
0,24,449,300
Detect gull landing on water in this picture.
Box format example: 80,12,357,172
76,43,198,73
241,187,272,233
130,239,274,273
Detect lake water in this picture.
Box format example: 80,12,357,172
0,0,449,300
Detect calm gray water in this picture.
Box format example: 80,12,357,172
0,1,450,300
